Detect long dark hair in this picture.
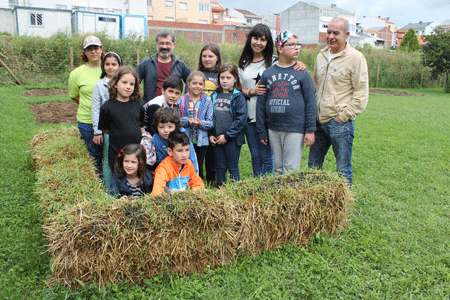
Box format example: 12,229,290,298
197,43,222,73
108,66,141,102
238,24,274,70
114,144,147,182
216,63,242,93
100,52,123,79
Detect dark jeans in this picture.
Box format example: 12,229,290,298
78,122,103,177
194,144,208,180
214,140,241,184
308,119,355,185
245,123,273,177
205,144,216,182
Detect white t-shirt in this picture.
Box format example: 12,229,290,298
328,51,340,63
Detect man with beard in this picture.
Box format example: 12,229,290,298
137,30,191,104
308,17,369,186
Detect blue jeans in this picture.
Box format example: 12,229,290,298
78,122,103,177
245,123,273,177
214,140,241,184
308,119,354,185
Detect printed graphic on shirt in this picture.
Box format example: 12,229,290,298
266,72,300,114
204,80,217,96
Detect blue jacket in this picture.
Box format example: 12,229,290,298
108,170,154,199
136,53,191,104
211,88,247,146
152,128,199,174
177,92,214,147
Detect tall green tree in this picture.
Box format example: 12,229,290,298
399,28,420,52
422,28,450,93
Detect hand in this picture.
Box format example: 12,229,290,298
254,80,267,95
193,118,202,126
293,61,306,71
260,139,268,145
334,116,342,123
304,132,315,147
188,118,196,125
209,136,217,146
217,135,227,145
140,127,146,133
93,135,103,145
120,195,128,201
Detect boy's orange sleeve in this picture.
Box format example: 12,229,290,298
151,165,169,195
188,162,205,190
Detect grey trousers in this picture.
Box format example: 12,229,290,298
268,129,305,175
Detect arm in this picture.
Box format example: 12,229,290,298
151,165,170,195
68,70,80,104
197,97,214,131
339,55,369,122
189,141,199,174
223,93,248,141
256,74,269,142
177,96,190,128
91,82,104,144
97,104,110,133
188,161,205,190
108,174,121,199
301,72,317,134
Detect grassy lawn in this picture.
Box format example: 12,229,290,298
0,85,449,299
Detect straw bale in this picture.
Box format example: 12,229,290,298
31,128,354,288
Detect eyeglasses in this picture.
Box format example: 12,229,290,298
282,43,302,49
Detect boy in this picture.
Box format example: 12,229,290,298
151,107,199,173
256,31,317,175
144,75,183,134
151,130,204,195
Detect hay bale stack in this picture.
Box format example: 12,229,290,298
31,128,354,288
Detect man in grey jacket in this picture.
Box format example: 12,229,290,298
137,30,191,104
308,17,369,186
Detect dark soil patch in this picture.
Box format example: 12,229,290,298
24,88,68,97
370,90,427,96
29,101,77,125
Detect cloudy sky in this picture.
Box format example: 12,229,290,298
218,0,450,28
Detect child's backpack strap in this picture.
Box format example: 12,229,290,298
180,95,186,117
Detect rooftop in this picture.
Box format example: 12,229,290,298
400,21,434,30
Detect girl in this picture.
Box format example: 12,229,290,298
178,70,214,180
98,66,145,171
238,24,306,178
209,63,247,186
108,144,153,199
198,42,222,184
91,52,123,188
68,35,105,175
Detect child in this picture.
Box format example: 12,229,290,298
256,31,317,175
152,130,204,195
209,63,247,186
108,144,153,199
91,51,123,187
198,43,222,184
98,66,145,170
151,107,199,174
178,70,214,180
143,75,183,135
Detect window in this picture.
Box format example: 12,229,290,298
199,19,207,24
233,32,237,38
73,6,85,11
9,0,18,7
148,15,153,20
147,0,152,6
56,4,67,10
165,1,173,8
213,13,219,19
198,1,210,12
206,32,212,38
166,17,174,21
99,16,117,22
178,30,184,36
179,2,187,10
30,12,43,26
246,18,251,23
193,31,198,37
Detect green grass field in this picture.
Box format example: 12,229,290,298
0,85,449,299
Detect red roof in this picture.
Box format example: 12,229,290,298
211,1,226,12
234,9,256,16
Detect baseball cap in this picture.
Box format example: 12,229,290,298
275,31,298,47
83,35,102,49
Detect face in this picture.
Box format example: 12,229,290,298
157,36,175,58
201,49,218,70
326,20,349,54
219,70,237,93
157,122,176,140
278,37,300,59
84,45,102,63
115,73,136,101
187,76,205,97
104,56,120,78
123,153,139,177
162,87,182,105
250,35,268,55
168,143,190,165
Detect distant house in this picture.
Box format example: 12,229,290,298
400,21,438,35
13,6,72,37
227,8,262,26
354,25,383,49
357,16,396,48
147,0,211,24
211,1,226,23
261,12,279,36
437,19,450,32
280,1,356,48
